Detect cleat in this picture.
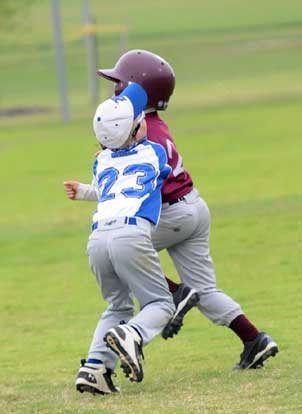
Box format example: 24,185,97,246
75,359,119,395
121,363,131,378
234,332,279,370
162,284,199,339
104,325,144,382
250,361,264,369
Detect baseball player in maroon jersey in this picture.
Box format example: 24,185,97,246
94,50,279,369
70,49,278,370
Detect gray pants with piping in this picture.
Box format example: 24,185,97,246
87,217,175,370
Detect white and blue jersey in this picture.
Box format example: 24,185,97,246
92,138,171,225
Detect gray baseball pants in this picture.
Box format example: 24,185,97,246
152,188,242,326
87,217,175,370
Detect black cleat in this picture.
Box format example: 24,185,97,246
76,359,119,395
162,283,199,339
234,332,279,370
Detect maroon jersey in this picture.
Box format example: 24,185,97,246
146,112,193,203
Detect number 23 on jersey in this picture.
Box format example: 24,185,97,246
97,163,157,201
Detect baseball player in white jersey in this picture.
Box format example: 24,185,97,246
65,83,175,394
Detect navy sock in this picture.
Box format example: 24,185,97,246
87,358,103,364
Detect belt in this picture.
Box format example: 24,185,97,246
168,196,186,205
92,216,137,231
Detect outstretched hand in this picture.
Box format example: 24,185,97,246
63,181,80,200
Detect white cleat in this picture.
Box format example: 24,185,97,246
76,359,119,395
104,325,144,382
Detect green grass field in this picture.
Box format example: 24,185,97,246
1,1,302,413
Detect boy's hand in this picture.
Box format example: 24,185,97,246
63,181,80,200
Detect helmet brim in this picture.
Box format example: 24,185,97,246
96,69,120,83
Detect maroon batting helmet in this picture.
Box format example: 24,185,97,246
96,49,175,110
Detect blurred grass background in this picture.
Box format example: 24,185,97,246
0,1,302,413
1,0,302,114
